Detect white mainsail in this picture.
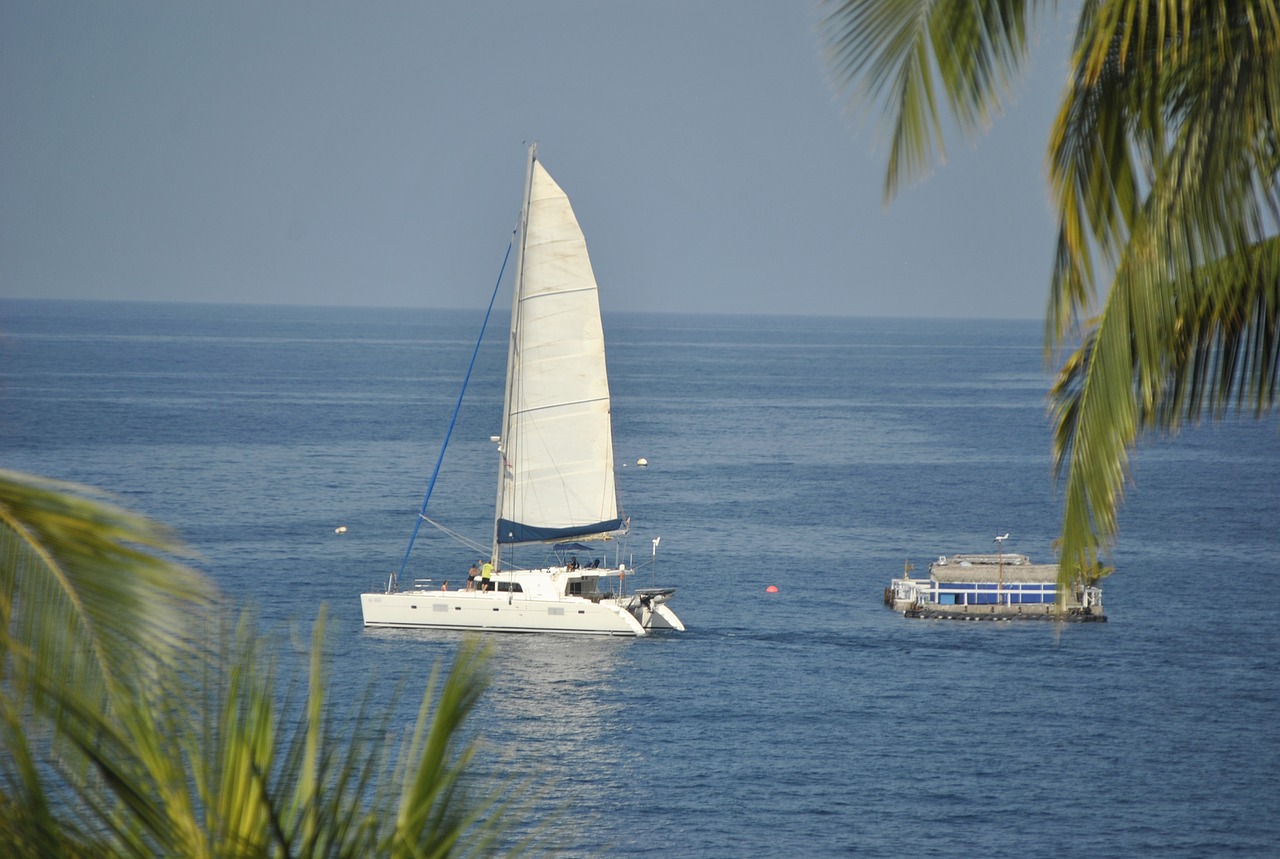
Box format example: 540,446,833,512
495,151,621,546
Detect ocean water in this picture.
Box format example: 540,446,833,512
2,298,1278,857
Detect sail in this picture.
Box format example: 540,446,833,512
496,157,622,545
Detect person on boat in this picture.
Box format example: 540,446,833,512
441,580,449,591
481,560,493,591
567,555,579,571
467,562,478,591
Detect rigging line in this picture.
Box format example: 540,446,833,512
398,235,514,579
421,516,490,556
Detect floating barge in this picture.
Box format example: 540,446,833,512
885,553,1105,622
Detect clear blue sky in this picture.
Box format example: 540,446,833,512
1,2,1076,319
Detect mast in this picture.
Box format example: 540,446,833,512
492,144,538,563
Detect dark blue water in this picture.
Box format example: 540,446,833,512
2,299,1278,857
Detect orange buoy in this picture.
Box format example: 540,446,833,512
765,585,779,593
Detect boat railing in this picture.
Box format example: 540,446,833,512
889,578,1068,607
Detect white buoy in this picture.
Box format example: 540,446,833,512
637,457,648,467
334,526,348,534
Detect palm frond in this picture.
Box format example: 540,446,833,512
0,469,214,857
822,2,1280,590
2,471,559,857
1048,0,1280,342
1156,238,1280,423
1048,1,1280,586
0,469,212,702
818,0,1042,200
1051,235,1280,589
1049,285,1141,587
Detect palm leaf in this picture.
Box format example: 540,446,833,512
1051,235,1280,588
1048,0,1280,343
0,469,213,855
0,469,211,700
820,2,1279,588
818,0,1043,200
51,609,557,858
1047,2,1280,585
2,471,560,856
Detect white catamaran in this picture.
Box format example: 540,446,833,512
361,145,683,636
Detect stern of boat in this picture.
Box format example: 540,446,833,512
624,587,684,632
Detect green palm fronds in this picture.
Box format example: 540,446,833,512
1,469,555,857
0,468,211,702
1046,1,1280,582
1051,236,1280,582
820,1,1280,590
819,0,1043,201
1,468,210,855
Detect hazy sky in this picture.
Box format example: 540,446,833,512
2,2,1077,319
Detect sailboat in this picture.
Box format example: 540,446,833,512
360,145,684,636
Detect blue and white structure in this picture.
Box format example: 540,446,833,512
886,551,1105,620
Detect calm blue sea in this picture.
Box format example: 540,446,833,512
2,299,1278,857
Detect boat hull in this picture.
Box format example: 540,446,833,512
361,589,649,636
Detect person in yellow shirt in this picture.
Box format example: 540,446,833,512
481,560,494,591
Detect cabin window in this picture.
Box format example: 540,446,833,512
548,607,564,616
434,604,448,612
